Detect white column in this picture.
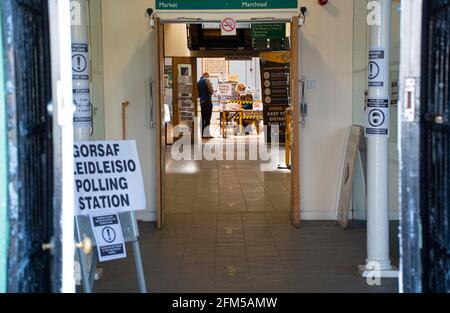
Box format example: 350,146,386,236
360,0,398,278
71,0,94,289
72,0,91,141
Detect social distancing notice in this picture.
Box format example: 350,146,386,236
90,213,126,262
72,41,92,128
365,98,389,137
368,47,385,88
366,46,389,137
74,140,146,215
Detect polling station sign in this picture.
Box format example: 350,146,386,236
74,141,146,216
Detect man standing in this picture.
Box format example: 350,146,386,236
197,72,214,138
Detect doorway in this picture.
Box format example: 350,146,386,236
154,19,300,229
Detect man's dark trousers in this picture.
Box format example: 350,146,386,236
201,99,213,136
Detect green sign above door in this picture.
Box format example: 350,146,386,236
156,0,298,10
252,23,286,39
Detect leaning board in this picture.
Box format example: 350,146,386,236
337,126,363,229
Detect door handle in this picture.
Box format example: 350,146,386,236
149,78,156,128
299,76,307,128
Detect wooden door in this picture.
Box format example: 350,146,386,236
156,19,165,229
290,17,301,227
172,57,198,130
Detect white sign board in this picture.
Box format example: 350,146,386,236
218,83,233,96
90,213,126,262
74,140,146,216
221,17,237,36
368,48,385,88
365,98,389,137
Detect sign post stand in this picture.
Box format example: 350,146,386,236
75,221,92,293
76,213,148,293
131,233,147,293
74,141,149,293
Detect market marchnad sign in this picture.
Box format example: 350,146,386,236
73,141,146,215
156,0,298,10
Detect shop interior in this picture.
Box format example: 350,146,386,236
161,22,294,222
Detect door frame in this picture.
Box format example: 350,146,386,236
290,16,300,227
0,2,8,293
155,17,301,228
398,0,423,293
48,0,76,292
1,0,68,292
156,18,165,229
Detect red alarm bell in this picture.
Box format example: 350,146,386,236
318,0,328,6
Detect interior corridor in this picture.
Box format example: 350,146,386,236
92,137,399,293
164,136,291,215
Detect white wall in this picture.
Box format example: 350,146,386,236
89,0,105,140
299,0,354,220
164,24,190,57
101,0,157,221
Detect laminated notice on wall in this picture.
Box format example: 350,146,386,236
72,41,92,128
178,64,195,124
365,98,389,137
368,47,385,88
179,83,193,94
72,42,89,80
73,89,92,127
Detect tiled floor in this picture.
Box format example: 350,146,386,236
164,136,291,215
93,136,399,293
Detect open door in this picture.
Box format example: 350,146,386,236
156,18,165,229
1,0,57,291
290,16,301,227
156,24,200,228
156,17,301,229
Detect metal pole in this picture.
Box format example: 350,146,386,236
132,240,148,293
88,249,98,289
361,0,397,278
75,230,91,293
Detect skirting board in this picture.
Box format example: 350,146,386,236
353,210,400,221
134,210,400,222
136,210,157,222
301,210,342,221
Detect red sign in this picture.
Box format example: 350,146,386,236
221,17,236,36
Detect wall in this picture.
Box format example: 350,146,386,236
100,0,399,221
352,0,401,220
196,58,261,92
89,0,105,140
164,24,190,57
101,0,157,221
299,0,354,219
